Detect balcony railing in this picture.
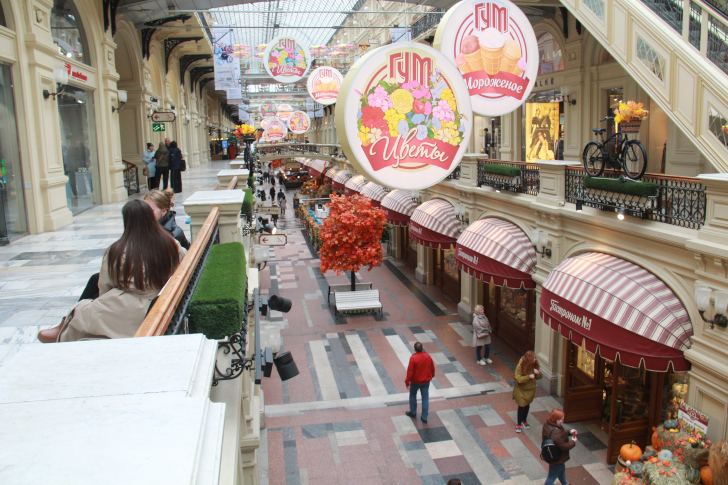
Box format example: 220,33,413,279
477,160,540,195
122,160,140,195
447,165,461,180
565,166,707,229
411,9,445,39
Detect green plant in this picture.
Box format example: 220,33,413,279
480,164,522,178
584,176,658,197
241,188,253,216
188,243,247,340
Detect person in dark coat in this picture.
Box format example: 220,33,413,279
277,189,286,215
542,409,577,485
168,140,183,194
144,188,190,249
269,186,276,200
154,138,171,190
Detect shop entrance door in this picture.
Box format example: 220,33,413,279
405,229,417,268
563,343,604,422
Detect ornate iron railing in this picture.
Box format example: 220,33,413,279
477,160,540,195
447,165,461,180
122,160,140,195
411,9,445,39
565,166,707,229
641,0,685,32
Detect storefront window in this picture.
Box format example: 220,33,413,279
537,33,564,75
0,64,28,241
523,90,563,162
616,364,651,424
500,287,528,327
58,85,101,214
51,0,90,65
443,248,459,280
575,345,597,380
662,372,689,421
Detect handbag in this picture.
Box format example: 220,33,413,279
180,159,186,172
142,166,149,176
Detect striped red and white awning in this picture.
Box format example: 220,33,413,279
308,159,328,177
324,168,339,184
409,199,460,249
361,182,387,207
540,252,693,371
300,159,313,168
455,218,537,289
332,170,352,191
344,175,368,196
380,190,417,226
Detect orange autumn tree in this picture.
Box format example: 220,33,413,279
319,194,386,290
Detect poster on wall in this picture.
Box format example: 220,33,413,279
264,36,312,84
277,104,293,121
524,102,558,162
335,43,472,191
263,117,288,141
433,0,539,117
307,67,344,105
288,110,310,134
213,28,241,90
260,101,277,118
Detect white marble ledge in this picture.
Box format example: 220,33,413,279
0,334,218,404
183,190,245,206
217,169,250,177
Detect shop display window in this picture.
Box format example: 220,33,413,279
443,248,459,280
51,0,90,65
523,90,563,162
499,286,528,327
662,372,689,421
615,364,651,424
576,345,597,380
537,33,564,75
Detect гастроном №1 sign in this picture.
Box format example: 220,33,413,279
264,36,312,84
336,43,472,191
306,67,344,106
434,0,539,117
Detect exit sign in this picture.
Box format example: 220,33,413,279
152,123,165,132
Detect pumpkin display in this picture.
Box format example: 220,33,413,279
641,450,656,462
622,441,643,463
701,465,713,485
685,468,702,484
659,449,675,462
664,419,680,430
652,430,661,451
629,461,645,477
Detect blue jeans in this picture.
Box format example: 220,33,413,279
476,344,491,360
545,464,568,485
409,382,430,420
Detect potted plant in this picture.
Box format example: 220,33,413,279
614,101,649,134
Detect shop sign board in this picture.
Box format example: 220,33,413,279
151,111,176,122
336,43,472,191
257,206,282,215
152,123,165,132
434,0,539,117
222,140,228,149
288,110,310,134
306,67,343,105
64,62,88,82
260,101,277,118
258,234,286,245
277,103,293,121
263,36,312,84
678,401,709,439
263,117,287,141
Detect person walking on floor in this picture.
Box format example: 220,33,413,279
269,186,276,200
142,142,158,190
472,304,492,365
154,138,171,190
513,350,542,433
542,409,577,485
405,341,435,423
277,189,286,214
168,140,183,194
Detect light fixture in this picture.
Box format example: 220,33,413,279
43,66,69,100
617,208,626,220
564,95,576,106
575,200,583,212
695,283,728,329
531,228,552,257
411,189,421,204
111,90,127,113
454,203,469,224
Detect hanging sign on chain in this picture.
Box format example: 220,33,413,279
288,110,310,134
264,36,312,83
213,28,241,90
306,67,343,106
277,103,293,121
260,101,277,118
336,43,472,191
434,0,538,116
263,117,288,141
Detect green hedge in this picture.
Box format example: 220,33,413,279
481,164,522,178
241,188,253,216
584,176,658,197
189,242,247,340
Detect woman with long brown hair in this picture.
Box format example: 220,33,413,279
512,350,542,433
38,200,185,342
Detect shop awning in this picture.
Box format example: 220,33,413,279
332,171,352,191
409,199,460,249
380,190,416,226
344,175,368,196
361,182,387,207
540,252,693,371
324,168,339,184
300,159,313,168
455,218,537,289
308,159,328,178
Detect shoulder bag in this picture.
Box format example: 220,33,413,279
540,427,562,464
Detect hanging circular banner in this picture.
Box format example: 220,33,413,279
288,110,310,134
260,101,277,118
306,66,344,106
264,117,288,141
335,43,472,191
277,103,293,121
260,118,270,130
264,36,312,83
433,0,539,116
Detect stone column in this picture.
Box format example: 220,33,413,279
458,155,479,188
458,272,477,322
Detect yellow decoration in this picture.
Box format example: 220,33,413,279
390,88,414,115
614,101,649,124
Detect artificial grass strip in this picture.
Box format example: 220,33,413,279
189,242,247,339
241,188,253,216
480,164,522,178
584,176,658,197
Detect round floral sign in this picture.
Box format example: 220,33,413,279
336,43,472,190
264,36,312,84
260,101,277,118
434,0,539,116
263,117,288,141
306,66,344,106
288,110,310,134
260,118,270,130
277,103,293,121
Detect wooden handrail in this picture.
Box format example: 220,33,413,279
134,207,220,337
122,159,136,172
226,176,238,190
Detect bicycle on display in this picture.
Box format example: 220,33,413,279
582,116,647,180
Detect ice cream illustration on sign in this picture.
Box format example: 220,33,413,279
457,28,526,77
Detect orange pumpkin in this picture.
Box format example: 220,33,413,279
652,431,661,451
701,465,713,485
621,441,643,463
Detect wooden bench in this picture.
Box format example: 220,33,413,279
334,289,382,319
327,282,374,305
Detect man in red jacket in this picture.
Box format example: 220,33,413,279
405,342,436,423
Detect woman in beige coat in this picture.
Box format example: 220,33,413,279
513,350,542,433
38,200,185,342
472,305,492,365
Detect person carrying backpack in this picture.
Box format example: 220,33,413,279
541,409,577,485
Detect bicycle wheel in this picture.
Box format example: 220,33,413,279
622,140,647,180
582,142,606,177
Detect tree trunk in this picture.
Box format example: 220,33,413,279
351,271,356,292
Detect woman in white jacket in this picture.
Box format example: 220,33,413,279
472,305,493,365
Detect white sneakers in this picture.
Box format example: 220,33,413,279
477,359,486,365
485,358,493,363
477,358,493,365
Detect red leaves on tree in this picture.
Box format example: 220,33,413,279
319,194,386,276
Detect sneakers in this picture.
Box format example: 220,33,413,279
522,422,531,430
485,358,493,363
515,425,522,433
477,359,487,366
